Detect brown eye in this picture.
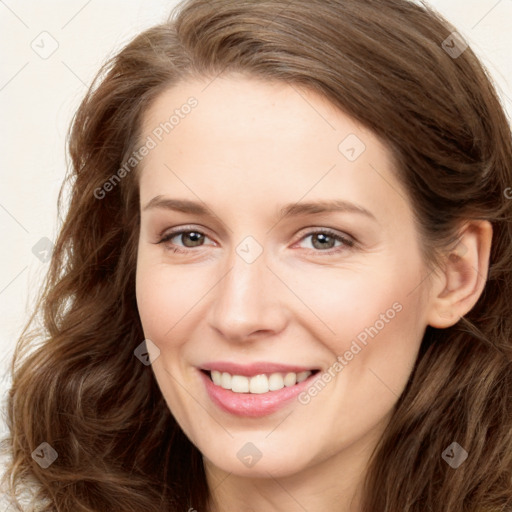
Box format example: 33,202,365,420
172,231,205,248
297,229,356,254
156,228,213,254
310,232,337,250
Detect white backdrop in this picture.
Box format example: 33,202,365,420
1,0,511,455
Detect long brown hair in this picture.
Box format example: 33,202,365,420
2,1,511,510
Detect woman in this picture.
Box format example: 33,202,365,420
2,0,511,510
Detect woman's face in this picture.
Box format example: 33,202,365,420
135,74,435,478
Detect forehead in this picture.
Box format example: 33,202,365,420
137,74,411,223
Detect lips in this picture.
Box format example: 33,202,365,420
198,361,320,417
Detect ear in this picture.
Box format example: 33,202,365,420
426,220,492,329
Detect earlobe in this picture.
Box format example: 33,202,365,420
427,220,492,329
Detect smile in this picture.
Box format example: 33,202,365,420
207,370,314,394
198,363,321,417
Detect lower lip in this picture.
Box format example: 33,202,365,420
199,370,318,417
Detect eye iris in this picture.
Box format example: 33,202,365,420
182,231,204,247
312,233,335,250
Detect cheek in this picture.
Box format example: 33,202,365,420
135,254,215,346
136,270,180,344
289,266,426,450
135,265,168,341
281,253,427,422
316,264,426,413
135,258,205,431
278,252,426,354
135,247,176,341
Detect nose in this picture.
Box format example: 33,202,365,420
208,243,288,343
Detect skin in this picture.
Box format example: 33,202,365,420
135,73,492,512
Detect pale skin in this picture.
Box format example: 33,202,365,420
135,74,492,512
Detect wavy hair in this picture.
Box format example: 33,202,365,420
2,0,511,510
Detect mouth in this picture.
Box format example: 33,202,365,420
198,366,321,417
201,369,320,394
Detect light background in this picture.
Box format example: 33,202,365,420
0,0,511,459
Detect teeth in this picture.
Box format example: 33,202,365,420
231,375,250,393
284,372,297,387
211,370,222,386
249,374,268,394
296,371,311,383
268,373,284,391
208,370,313,394
221,372,231,389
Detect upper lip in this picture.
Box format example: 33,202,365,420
199,361,318,376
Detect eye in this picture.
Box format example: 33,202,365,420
155,226,356,255
295,228,356,255
156,227,213,254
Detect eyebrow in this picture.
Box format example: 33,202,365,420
143,196,376,221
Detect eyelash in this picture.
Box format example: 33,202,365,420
155,226,356,256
